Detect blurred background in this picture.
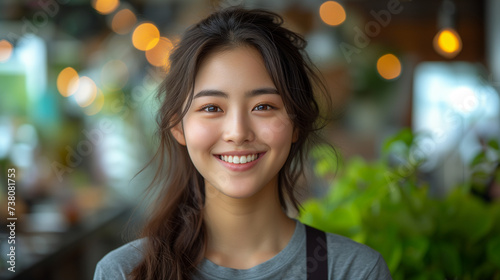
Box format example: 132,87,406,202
0,0,499,279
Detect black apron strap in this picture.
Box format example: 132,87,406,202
305,224,328,280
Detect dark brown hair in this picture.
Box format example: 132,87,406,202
130,6,332,280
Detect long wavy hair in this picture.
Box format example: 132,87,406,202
130,6,332,280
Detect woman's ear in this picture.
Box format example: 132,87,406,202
171,122,186,146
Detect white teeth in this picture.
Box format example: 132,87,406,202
219,154,259,164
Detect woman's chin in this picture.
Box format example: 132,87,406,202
205,181,264,200
204,174,278,201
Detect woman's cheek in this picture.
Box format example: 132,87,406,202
184,119,219,149
258,116,294,144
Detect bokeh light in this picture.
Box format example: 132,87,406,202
319,1,346,26
433,28,462,59
57,67,80,97
111,8,137,34
448,86,478,113
84,88,105,116
73,76,97,107
145,37,174,68
92,0,120,15
101,60,129,90
376,54,402,80
0,40,13,62
132,23,160,51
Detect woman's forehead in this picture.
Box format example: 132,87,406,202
193,46,276,96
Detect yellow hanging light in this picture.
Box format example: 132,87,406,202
433,27,462,59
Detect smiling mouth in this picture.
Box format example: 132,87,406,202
217,153,261,164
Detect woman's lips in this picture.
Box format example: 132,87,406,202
214,152,266,172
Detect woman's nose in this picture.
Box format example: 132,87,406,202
222,111,255,145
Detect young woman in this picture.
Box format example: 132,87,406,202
94,7,392,280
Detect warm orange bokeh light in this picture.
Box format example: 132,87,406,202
319,1,346,26
92,0,120,15
132,23,160,51
0,40,13,63
433,28,462,59
376,54,402,80
57,67,80,97
84,89,105,116
146,37,174,68
73,76,97,107
111,8,137,34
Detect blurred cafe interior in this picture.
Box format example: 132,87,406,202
0,0,499,279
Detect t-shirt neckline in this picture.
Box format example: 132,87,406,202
197,219,304,279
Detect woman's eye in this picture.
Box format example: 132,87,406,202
201,105,222,112
254,104,274,111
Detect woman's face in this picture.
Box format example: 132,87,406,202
172,46,297,199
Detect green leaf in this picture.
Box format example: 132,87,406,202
382,128,413,155
299,200,324,226
451,196,493,242
470,151,486,167
441,242,461,277
488,139,500,151
327,204,361,232
388,241,403,274
403,236,429,266
368,230,402,272
315,158,332,177
304,128,500,279
487,236,500,268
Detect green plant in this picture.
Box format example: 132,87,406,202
300,129,500,279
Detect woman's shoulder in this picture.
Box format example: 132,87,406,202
93,238,146,280
324,232,392,279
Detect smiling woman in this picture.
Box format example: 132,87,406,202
173,46,296,200
94,7,392,280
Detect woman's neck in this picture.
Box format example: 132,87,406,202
203,178,296,269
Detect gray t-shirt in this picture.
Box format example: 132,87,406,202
94,221,392,279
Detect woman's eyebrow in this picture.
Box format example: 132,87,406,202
193,88,279,99
246,87,279,97
193,89,228,99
